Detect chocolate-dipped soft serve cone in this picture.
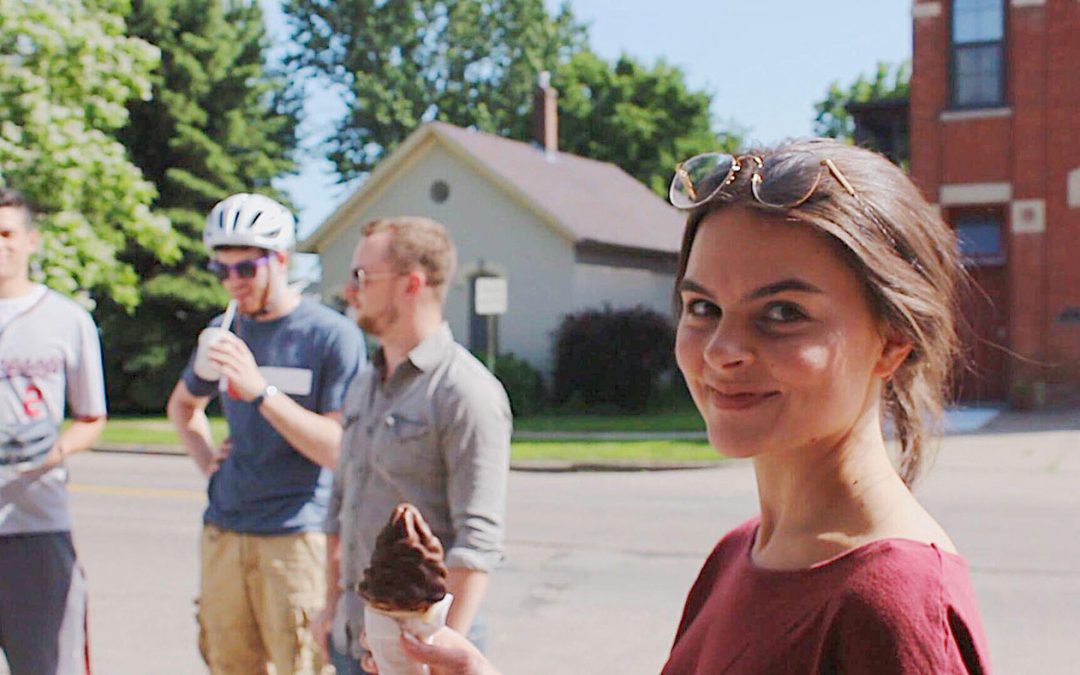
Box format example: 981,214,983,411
359,503,449,613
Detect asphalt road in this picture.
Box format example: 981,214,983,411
3,425,1077,674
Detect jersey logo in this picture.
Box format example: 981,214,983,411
22,382,45,418
258,367,314,396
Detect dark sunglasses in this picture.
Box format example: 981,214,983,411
669,152,857,210
208,254,271,281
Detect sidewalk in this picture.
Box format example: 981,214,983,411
974,406,1080,434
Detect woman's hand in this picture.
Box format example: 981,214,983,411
399,627,501,675
359,627,500,675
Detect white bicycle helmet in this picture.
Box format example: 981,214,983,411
204,193,295,252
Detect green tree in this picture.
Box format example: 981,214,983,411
282,0,587,181
283,1,740,194
100,0,301,411
556,51,741,197
0,0,179,309
814,60,911,140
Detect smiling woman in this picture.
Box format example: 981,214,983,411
658,138,990,673
385,140,993,675
672,141,961,485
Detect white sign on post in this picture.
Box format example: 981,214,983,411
474,277,508,315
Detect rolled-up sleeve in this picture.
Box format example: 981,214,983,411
438,378,512,572
324,454,344,536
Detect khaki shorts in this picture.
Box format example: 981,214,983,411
197,524,331,675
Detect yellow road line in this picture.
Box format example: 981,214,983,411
69,483,205,502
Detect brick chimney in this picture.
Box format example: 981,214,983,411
532,71,558,157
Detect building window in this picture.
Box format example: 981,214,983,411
951,0,1005,108
430,180,450,204
954,210,1005,266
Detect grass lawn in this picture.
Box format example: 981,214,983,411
511,439,717,463
98,417,229,446
98,410,716,464
513,403,704,433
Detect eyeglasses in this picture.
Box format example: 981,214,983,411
208,254,271,281
349,267,402,287
671,151,923,271
669,152,857,210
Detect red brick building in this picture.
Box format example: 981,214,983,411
910,0,1080,405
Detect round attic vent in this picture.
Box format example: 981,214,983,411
430,180,450,204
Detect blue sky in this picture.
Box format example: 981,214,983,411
262,1,912,239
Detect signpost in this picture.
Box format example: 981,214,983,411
474,277,507,371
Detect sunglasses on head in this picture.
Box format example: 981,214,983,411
670,150,923,271
668,151,857,211
208,254,271,281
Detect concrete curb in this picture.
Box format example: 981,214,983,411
510,459,723,472
89,443,724,473
93,443,185,457
513,431,707,441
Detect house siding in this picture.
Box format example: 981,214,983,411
315,143,576,371
571,263,678,322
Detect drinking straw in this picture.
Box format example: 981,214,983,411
217,299,237,393
219,299,237,333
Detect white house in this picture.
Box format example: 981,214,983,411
301,91,685,373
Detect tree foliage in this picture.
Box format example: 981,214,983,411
283,0,740,194
0,0,178,309
814,60,911,140
99,0,301,411
556,51,741,196
282,0,586,181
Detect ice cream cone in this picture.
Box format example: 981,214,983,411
364,594,453,675
358,504,453,675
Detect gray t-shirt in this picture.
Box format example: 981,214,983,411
327,323,512,656
182,299,365,535
0,286,107,535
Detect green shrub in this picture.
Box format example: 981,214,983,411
552,305,675,412
472,351,546,417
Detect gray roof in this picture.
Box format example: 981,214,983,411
300,122,689,256
430,122,685,253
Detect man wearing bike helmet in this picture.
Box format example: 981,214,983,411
167,193,365,675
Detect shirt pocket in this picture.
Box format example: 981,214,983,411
374,412,437,479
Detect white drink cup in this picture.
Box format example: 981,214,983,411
363,594,453,675
192,327,229,381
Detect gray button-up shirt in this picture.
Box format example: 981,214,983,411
327,323,511,655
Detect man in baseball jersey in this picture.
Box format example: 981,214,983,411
0,187,107,674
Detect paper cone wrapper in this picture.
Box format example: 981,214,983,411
364,593,453,675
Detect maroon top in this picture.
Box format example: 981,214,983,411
662,518,990,674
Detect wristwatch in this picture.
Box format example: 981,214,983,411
252,384,279,409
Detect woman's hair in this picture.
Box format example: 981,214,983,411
674,138,964,485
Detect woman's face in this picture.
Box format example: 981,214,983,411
675,207,900,460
